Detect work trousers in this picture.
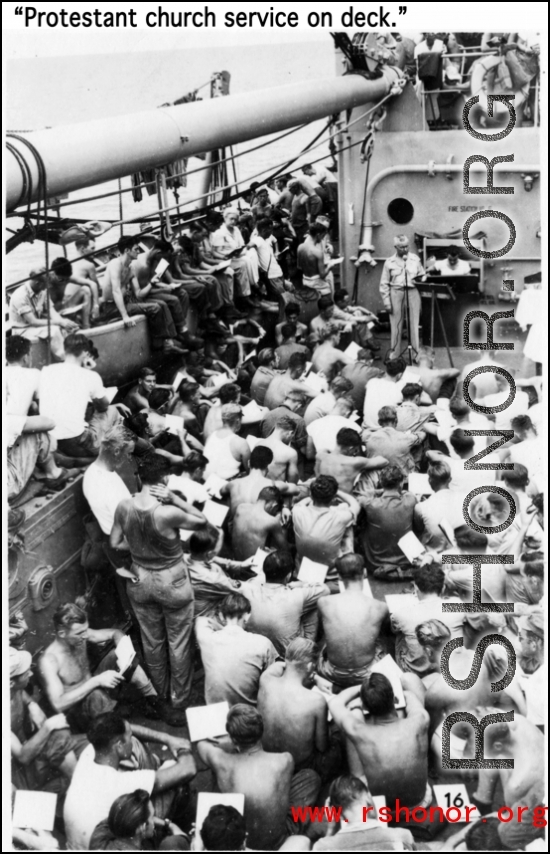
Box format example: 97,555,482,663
127,562,195,708
8,431,56,500
100,299,176,348
149,288,187,330
389,286,421,357
57,404,121,459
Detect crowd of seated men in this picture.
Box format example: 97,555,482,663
7,179,545,851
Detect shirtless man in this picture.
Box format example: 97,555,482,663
197,704,320,851
264,352,319,411
255,415,299,483
470,712,545,820
317,555,390,688
231,486,288,560
329,671,430,811
311,325,354,380
222,446,301,516
315,427,388,496
100,235,184,355
70,237,102,324
38,602,161,731
415,347,460,402
297,223,334,295
258,639,339,781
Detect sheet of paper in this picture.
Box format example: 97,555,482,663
104,386,118,403
338,579,372,597
303,371,327,394
204,473,228,499
12,791,57,832
115,634,136,673
242,348,257,364
344,340,362,360
179,528,194,542
172,371,186,392
195,793,245,851
298,556,329,584
433,784,475,823
408,473,433,495
328,256,344,266
370,654,406,710
154,257,170,278
385,593,418,615
304,361,313,376
398,531,426,563
164,413,184,436
241,399,267,424
203,500,229,528
186,701,229,742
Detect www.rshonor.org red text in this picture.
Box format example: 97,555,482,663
291,804,548,826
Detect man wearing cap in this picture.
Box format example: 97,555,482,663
9,267,80,360
516,613,545,732
429,245,471,276
380,235,425,361
10,647,87,793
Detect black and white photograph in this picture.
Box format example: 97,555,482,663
3,3,547,851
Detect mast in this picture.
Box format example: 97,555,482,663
6,68,404,212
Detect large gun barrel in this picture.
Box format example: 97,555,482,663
6,67,403,211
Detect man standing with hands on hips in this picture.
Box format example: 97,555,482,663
380,235,425,361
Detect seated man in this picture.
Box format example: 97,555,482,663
200,804,248,853
258,638,341,782
414,460,464,551
304,375,354,427
415,346,459,402
275,323,310,370
363,358,406,430
329,671,430,813
244,551,329,656
275,303,308,345
89,789,188,852
292,475,358,589
315,427,387,498
361,465,419,581
254,415,299,482
363,404,424,475
317,555,390,688
196,593,277,706
203,382,241,440
396,382,434,433
312,775,415,852
204,403,250,480
250,349,281,406
210,208,256,304
130,238,191,338
100,235,185,356
197,704,320,851
39,333,123,459
10,647,86,795
391,564,463,677
232,486,288,561
187,526,258,619
306,397,361,457
222,446,300,517
264,352,319,411
123,367,160,414
64,711,196,851
311,325,354,380
9,266,80,360
310,295,353,339
260,389,309,461
341,351,383,413
38,602,161,732
48,256,100,330
7,412,73,500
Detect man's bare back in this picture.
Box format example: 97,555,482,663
319,595,388,672
350,695,429,807
255,437,297,482
258,666,327,766
311,343,347,377
297,241,323,278
226,472,272,514
232,504,281,560
206,743,294,850
316,451,367,495
417,366,459,402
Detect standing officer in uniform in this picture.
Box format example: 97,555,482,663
380,235,425,361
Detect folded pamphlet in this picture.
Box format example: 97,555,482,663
203,500,229,528
298,556,329,584
115,634,136,674
12,790,57,832
344,340,362,360
398,531,426,563
408,473,433,495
